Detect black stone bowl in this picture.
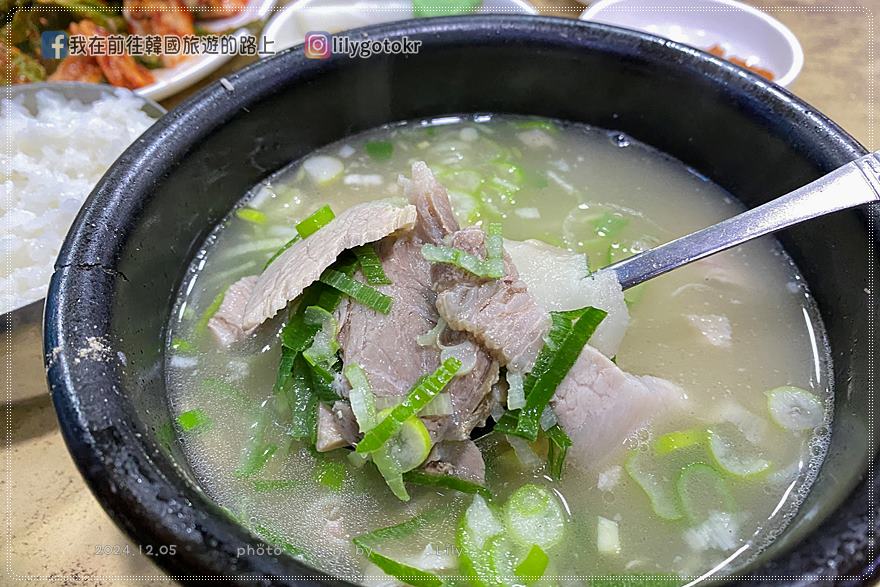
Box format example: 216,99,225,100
45,16,878,585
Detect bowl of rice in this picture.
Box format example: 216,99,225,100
2,83,165,401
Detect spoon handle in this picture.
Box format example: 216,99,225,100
607,151,880,290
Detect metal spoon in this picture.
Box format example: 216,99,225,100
606,151,880,289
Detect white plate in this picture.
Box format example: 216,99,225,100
134,0,278,101
261,0,537,56
579,0,803,87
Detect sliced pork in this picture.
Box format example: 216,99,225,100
316,401,360,452
432,227,551,373
551,345,686,469
207,275,257,347
424,439,486,483
335,163,501,450
242,201,418,330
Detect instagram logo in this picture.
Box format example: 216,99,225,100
304,31,331,59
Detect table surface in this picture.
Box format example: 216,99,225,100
5,0,877,584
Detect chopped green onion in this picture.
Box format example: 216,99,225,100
458,495,506,586
176,409,211,433
545,425,572,480
281,261,356,351
302,306,340,370
625,450,684,521
236,207,267,224
171,337,195,354
676,463,735,523
288,354,319,441
352,512,444,587
263,205,336,270
384,414,432,473
515,544,549,584
514,308,606,440
251,479,300,492
320,268,393,314
235,443,278,479
365,140,394,161
421,223,505,280
421,244,504,279
402,470,492,498
253,524,305,557
522,310,582,395
345,364,378,431
296,204,336,238
593,211,628,238
766,386,824,431
707,425,771,478
314,459,346,491
194,289,226,335
654,429,707,456
505,484,565,550
353,244,391,285
356,358,461,454
345,364,408,500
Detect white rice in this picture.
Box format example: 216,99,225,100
1,89,155,314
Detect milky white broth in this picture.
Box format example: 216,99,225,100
165,115,832,583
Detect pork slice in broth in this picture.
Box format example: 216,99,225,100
424,439,486,483
551,345,686,469
207,275,257,347
316,401,360,452
242,201,418,330
433,227,551,373
335,162,500,452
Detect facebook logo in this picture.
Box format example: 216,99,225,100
41,31,68,59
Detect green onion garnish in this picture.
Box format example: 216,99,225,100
296,204,335,238
235,207,267,224
402,470,491,498
253,524,306,557
193,288,226,335
263,205,336,270
514,307,606,440
288,354,319,441
176,409,211,433
421,223,505,279
364,140,394,161
281,261,355,351
301,306,340,370
352,511,444,587
356,357,461,454
314,460,346,491
515,544,550,584
421,244,505,279
320,268,393,314
545,425,573,480
171,337,195,354
353,244,391,285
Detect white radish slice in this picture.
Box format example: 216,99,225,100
303,155,344,185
